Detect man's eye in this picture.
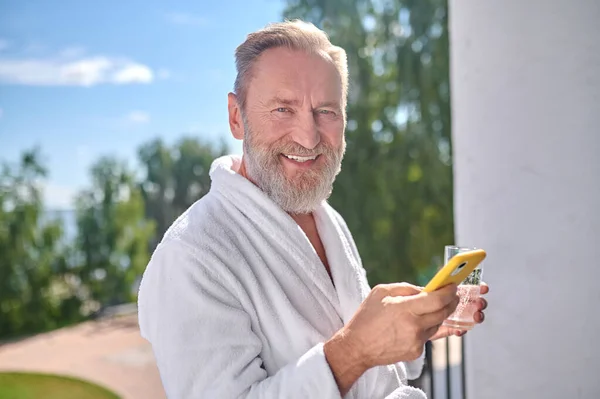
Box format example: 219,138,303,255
318,109,334,115
276,107,289,113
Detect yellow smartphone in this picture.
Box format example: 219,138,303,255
423,249,487,292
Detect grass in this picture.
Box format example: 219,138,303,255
0,372,120,399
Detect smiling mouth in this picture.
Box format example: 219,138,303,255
282,154,320,163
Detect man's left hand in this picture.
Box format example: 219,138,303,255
429,282,489,341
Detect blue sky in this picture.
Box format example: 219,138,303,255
0,0,285,209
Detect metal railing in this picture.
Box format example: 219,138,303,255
412,337,467,399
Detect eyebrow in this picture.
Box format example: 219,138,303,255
268,97,300,107
266,96,341,110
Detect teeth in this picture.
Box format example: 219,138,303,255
284,154,318,162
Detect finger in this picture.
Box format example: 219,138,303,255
381,282,423,297
480,283,489,295
477,298,488,311
417,295,460,328
410,283,458,315
473,311,485,323
423,324,442,340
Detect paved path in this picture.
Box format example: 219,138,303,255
0,314,166,399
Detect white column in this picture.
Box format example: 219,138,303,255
449,1,600,398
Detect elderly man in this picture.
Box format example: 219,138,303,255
138,20,488,399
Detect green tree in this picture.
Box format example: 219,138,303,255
138,136,228,247
74,156,155,308
284,0,454,284
0,150,73,338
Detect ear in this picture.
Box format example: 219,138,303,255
228,92,245,140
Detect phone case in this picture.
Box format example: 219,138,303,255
423,249,487,292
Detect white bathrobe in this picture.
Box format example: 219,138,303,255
138,155,426,399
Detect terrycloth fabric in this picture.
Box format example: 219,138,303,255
138,154,426,399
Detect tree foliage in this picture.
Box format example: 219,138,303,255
284,0,454,284
0,137,227,339
0,150,75,337
74,156,155,308
138,136,228,247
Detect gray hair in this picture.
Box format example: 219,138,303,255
233,19,349,113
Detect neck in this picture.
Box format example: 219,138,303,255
289,212,315,228
237,155,251,181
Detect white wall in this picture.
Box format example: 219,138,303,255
448,0,600,398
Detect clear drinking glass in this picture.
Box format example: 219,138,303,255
442,245,485,330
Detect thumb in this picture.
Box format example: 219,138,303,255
384,282,423,297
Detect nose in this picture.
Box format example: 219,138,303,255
292,111,321,150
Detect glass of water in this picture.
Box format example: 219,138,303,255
442,245,485,330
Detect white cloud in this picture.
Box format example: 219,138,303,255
0,48,157,86
43,182,77,210
165,12,209,27
112,63,153,84
126,111,150,124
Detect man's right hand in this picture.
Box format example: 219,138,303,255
323,283,459,395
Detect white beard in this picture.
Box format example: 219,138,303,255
242,125,345,214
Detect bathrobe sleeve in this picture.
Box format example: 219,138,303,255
404,352,425,380
137,239,342,399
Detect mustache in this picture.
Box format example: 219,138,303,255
270,141,334,157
